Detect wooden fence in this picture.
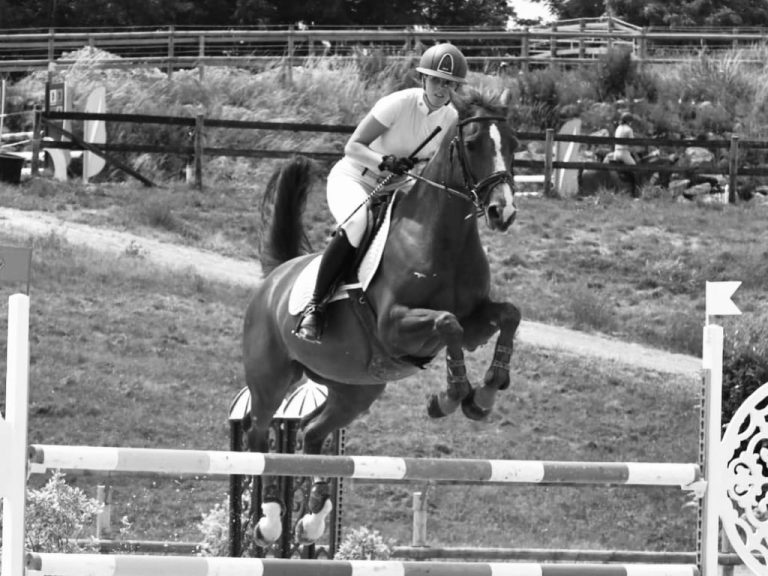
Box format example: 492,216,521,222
33,109,768,201
4,23,768,74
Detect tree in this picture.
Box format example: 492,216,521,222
533,0,768,26
0,0,516,29
418,0,512,27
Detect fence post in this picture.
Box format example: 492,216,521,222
549,22,557,68
167,25,175,78
47,28,55,70
728,135,739,203
30,106,42,177
411,492,427,547
544,128,555,197
285,25,295,85
194,113,204,191
578,20,585,60
95,485,112,539
198,35,205,81
639,28,648,68
521,28,529,73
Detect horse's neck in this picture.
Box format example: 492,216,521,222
395,153,479,254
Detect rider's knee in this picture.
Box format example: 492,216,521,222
340,219,365,248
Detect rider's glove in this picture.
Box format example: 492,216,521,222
378,155,415,176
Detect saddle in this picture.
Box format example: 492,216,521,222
288,190,430,376
288,190,399,317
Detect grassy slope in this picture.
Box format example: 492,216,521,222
3,182,750,553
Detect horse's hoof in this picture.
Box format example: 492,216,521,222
295,499,333,544
461,389,491,421
427,394,449,418
254,524,280,547
308,481,330,514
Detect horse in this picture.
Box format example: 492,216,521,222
241,88,521,548
577,150,677,197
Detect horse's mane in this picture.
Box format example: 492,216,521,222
452,87,509,121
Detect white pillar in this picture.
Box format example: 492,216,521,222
700,322,723,576
1,294,31,576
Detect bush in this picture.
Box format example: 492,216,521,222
0,472,103,555
198,499,229,557
722,315,768,425
593,46,635,101
334,526,395,560
513,68,562,129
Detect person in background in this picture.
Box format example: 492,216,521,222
294,43,468,343
604,112,638,196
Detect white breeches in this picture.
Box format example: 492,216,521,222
605,149,636,165
327,158,406,248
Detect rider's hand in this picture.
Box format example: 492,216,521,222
378,155,414,176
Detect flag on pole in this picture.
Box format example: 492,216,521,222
705,281,741,318
0,246,31,282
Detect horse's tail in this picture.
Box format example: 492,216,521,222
259,156,316,275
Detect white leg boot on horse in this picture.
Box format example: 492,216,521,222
462,301,521,420
295,229,355,343
292,383,385,544
295,479,333,544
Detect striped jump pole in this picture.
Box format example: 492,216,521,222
27,553,700,576
28,444,701,487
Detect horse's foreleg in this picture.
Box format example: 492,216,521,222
380,305,471,418
427,311,471,418
460,300,521,421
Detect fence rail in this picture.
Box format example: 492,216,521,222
31,110,768,199
3,23,768,73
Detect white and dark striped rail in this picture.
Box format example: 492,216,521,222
29,445,700,487
27,553,700,576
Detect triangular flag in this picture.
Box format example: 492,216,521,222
0,246,32,285
705,281,741,318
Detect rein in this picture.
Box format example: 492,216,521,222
409,115,515,217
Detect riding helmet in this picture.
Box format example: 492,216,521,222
620,112,634,124
416,43,468,84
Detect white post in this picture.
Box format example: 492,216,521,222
700,322,723,576
0,79,6,139
0,294,31,576
411,491,427,547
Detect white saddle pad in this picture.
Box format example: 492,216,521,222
288,196,396,316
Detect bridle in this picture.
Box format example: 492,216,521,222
408,115,515,217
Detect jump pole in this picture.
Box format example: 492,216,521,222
27,553,699,576
27,446,700,486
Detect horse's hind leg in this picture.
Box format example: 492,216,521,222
295,382,386,544
243,340,303,546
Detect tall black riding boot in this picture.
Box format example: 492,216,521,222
295,229,356,343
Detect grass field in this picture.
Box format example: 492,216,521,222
1,174,765,554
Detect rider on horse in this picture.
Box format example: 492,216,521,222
295,43,469,343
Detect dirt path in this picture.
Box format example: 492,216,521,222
0,207,700,378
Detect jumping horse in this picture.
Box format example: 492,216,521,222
242,88,522,547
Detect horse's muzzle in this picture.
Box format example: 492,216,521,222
487,202,516,231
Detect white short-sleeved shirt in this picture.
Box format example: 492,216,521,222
614,123,634,151
367,87,457,168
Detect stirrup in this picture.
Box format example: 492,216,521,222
294,303,324,343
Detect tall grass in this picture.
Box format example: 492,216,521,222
9,43,768,180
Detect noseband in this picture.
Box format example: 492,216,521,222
452,115,515,209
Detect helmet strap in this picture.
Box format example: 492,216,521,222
421,76,450,111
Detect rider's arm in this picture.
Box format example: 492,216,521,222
344,112,390,169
